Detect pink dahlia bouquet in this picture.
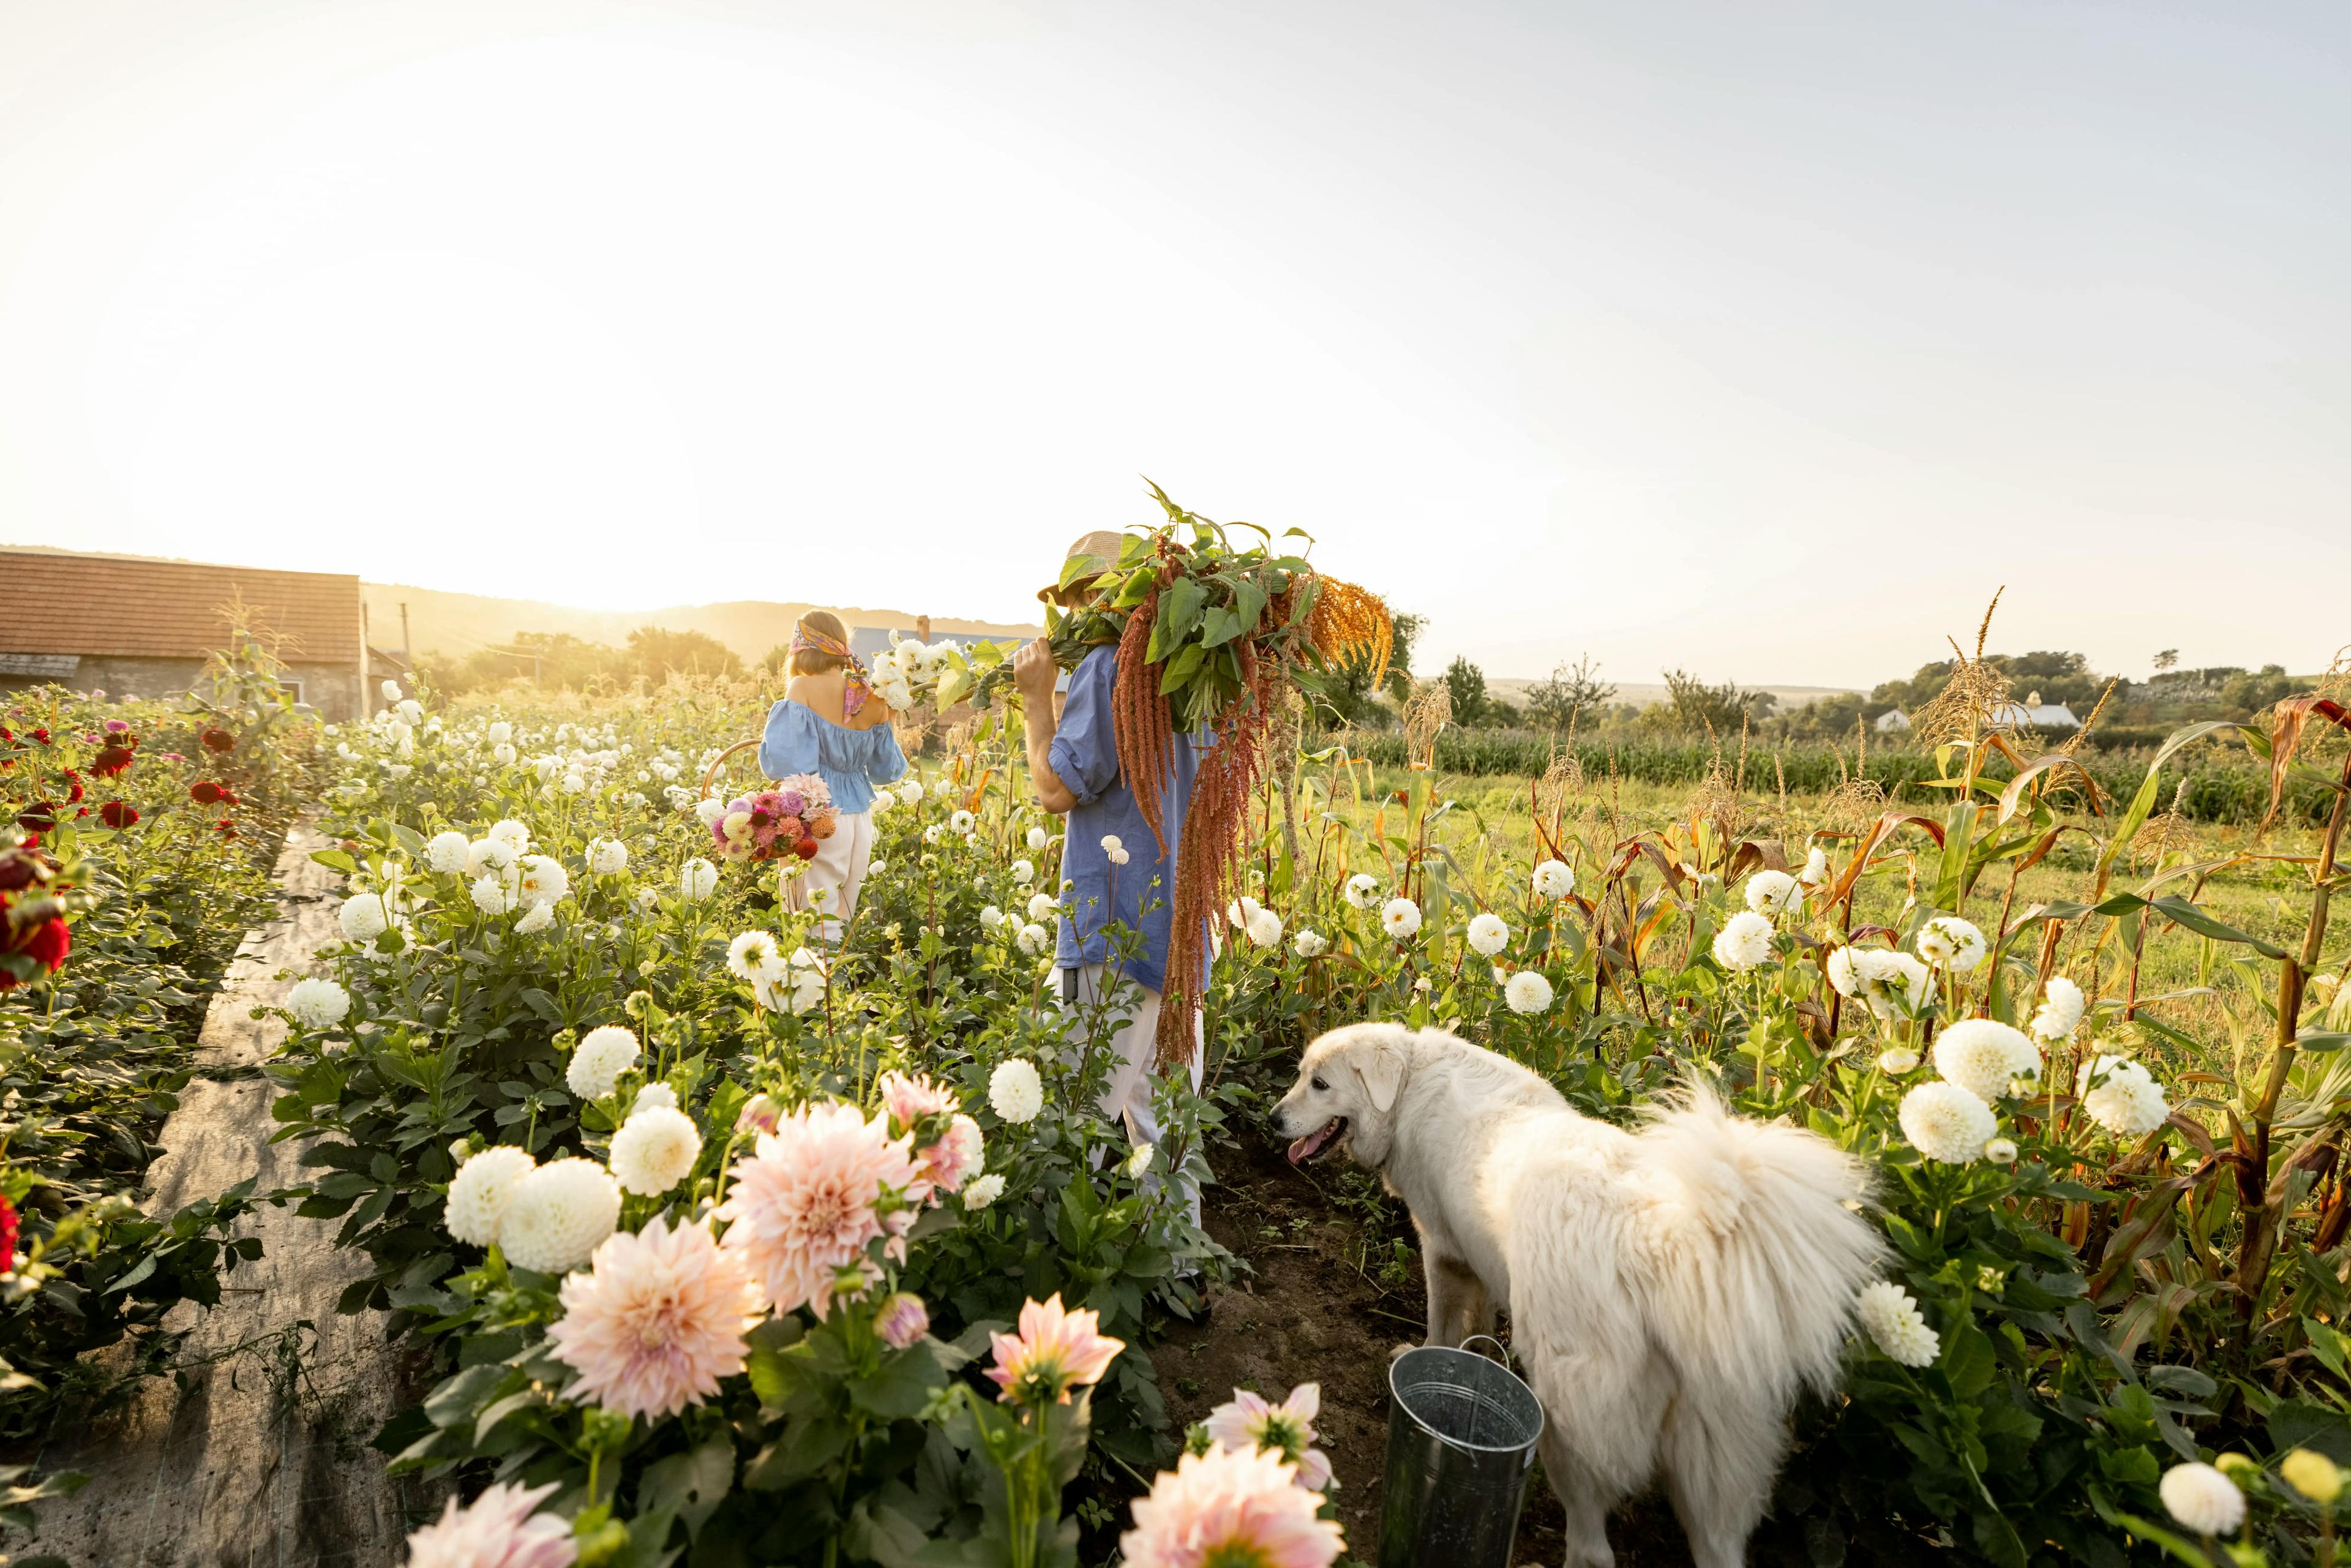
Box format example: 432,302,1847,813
710,773,836,864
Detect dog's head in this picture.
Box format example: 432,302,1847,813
1273,1022,1413,1171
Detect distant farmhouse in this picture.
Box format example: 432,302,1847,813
1992,694,2080,730
0,548,373,719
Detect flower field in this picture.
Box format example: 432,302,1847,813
6,648,2351,1567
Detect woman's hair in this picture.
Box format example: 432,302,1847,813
789,610,852,676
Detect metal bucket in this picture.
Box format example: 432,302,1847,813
1379,1335,1545,1567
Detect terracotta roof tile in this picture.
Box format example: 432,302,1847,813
1,550,361,664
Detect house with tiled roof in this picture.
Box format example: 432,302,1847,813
0,548,370,719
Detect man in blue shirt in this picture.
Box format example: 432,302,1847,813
1013,533,1202,1201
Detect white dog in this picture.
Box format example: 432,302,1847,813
1274,1022,1880,1568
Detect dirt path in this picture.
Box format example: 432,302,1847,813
28,824,427,1568
1152,1135,1700,1568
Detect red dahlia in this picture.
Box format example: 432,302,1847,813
200,729,235,754
14,803,56,833
0,1192,17,1270
100,801,137,829
190,781,224,805
91,745,133,776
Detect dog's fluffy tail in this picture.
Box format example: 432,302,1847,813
1632,1083,1883,1405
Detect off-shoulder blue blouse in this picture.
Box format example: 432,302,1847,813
757,700,909,815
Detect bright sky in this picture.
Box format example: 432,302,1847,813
2,1,2344,687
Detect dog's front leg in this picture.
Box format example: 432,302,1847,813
1422,1250,1487,1347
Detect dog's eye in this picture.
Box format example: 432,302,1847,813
1310,1076,1327,1092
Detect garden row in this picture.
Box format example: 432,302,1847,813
0,637,318,1455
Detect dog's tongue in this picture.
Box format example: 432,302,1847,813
1286,1120,1334,1165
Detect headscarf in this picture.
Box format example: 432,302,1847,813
789,624,874,718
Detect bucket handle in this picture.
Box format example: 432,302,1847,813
1458,1334,1514,1369
1453,1335,1539,1469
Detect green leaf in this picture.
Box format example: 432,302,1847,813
639,1438,735,1541
309,849,358,874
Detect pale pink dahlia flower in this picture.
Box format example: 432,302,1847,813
920,1114,984,1197
403,1479,577,1568
877,1069,958,1131
1121,1445,1346,1568
986,1292,1124,1406
1203,1383,1334,1491
547,1215,762,1420
715,1101,923,1316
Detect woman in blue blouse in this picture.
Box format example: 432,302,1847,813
758,612,908,939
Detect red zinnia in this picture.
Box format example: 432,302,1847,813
15,802,56,833
31,729,49,745
91,745,133,776
219,790,240,808
0,1191,17,1270
100,801,137,829
200,729,235,754
190,781,224,805
65,779,84,804
1,901,70,985
217,820,238,838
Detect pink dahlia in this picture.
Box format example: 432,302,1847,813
986,1293,1124,1406
876,1291,930,1348
1204,1384,1333,1491
1121,1446,1345,1568
877,1069,959,1132
920,1114,983,1197
547,1216,762,1420
716,1101,923,1316
403,1479,577,1568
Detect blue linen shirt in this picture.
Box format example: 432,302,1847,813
1049,645,1199,994
757,700,909,814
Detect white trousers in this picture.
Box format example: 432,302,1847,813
781,809,874,942
1057,962,1204,1225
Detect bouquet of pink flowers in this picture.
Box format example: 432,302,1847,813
711,773,836,863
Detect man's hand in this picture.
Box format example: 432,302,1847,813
1013,637,1059,705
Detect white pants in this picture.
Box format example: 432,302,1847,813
781,809,874,942
1057,962,1204,1224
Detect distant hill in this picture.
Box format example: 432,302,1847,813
359,582,1042,664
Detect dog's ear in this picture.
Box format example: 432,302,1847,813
1357,1036,1406,1113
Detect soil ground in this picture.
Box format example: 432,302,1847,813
1150,1131,1700,1568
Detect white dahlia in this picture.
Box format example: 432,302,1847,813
1293,929,1329,958
471,873,517,916
1343,873,1382,910
727,929,781,981
2079,1056,2169,1138
1246,907,1284,950
2029,975,2086,1043
1899,1081,1997,1165
515,902,554,934
1855,1280,1939,1367
1466,912,1509,956
1380,898,1422,939
962,1172,1006,1209
1932,1019,2040,1103
1505,970,1554,1015
1917,915,1987,973
569,1024,642,1100
1532,860,1575,899
1711,910,1775,971
1744,870,1801,917
287,977,350,1030
680,859,718,901
498,1157,621,1275
337,893,391,943
609,1105,703,1196
989,1059,1044,1125
2159,1461,2245,1537
445,1145,536,1247
587,837,629,876
426,830,471,875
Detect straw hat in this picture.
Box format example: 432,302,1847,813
1038,531,1130,604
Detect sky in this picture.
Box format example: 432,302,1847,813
1,0,2344,688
